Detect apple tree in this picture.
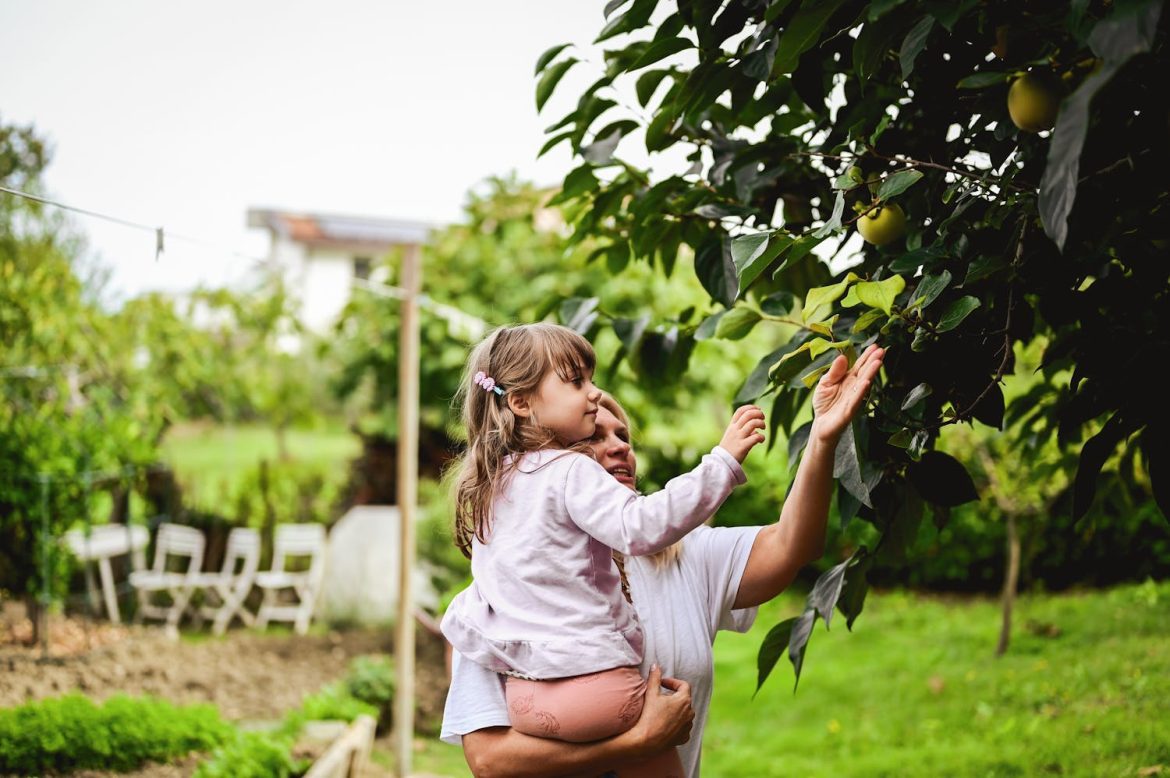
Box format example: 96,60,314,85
535,0,1169,688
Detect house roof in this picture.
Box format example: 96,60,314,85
247,208,434,248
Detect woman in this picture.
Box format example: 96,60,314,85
440,345,885,776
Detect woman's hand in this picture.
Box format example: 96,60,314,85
719,404,766,463
628,664,695,754
810,344,885,445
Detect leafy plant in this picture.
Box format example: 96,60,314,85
536,0,1169,690
0,694,233,774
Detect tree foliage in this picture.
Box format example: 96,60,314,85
537,0,1169,690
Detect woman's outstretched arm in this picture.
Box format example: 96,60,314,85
461,666,694,778
733,345,885,609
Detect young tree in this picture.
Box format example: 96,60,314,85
536,0,1168,688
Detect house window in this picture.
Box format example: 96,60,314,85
353,256,372,281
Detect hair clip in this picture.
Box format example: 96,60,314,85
473,370,505,396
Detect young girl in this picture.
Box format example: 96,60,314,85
439,323,764,772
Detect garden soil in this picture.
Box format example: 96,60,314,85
1,613,450,776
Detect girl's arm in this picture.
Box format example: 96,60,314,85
733,345,885,610
566,406,764,556
461,667,694,778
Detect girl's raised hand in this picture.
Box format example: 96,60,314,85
720,404,766,463
811,344,885,444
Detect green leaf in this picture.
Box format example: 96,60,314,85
788,421,813,469
715,307,762,340
548,164,598,205
1073,412,1130,521
853,17,898,89
911,270,951,309
761,291,797,317
808,316,839,339
645,106,678,152
888,428,913,448
889,246,948,273
836,550,872,630
801,364,831,388
537,131,573,159
956,70,1009,89
802,273,858,322
853,275,906,315
808,555,852,628
612,315,650,352
560,297,600,334
582,127,626,165
788,608,818,691
833,420,877,508
811,191,846,238
755,617,797,695
635,69,673,107
899,16,934,80
851,308,885,334
772,0,848,76
694,310,728,341
732,232,791,294
534,44,572,75
901,382,932,411
536,58,578,112
876,170,924,202
595,0,657,43
908,451,979,506
840,286,862,308
736,342,801,403
936,295,981,332
629,37,693,71
604,0,630,18
694,235,738,307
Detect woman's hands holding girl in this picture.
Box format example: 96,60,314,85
810,344,885,445
720,404,766,463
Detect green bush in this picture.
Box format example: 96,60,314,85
193,730,301,778
340,654,395,732
0,694,233,774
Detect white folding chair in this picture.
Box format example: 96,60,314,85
128,523,205,635
190,527,261,636
255,523,327,635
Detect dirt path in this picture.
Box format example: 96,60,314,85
1,613,449,727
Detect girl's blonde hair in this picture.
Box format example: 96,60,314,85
453,323,596,558
598,393,683,572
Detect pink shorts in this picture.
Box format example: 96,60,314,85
505,666,646,743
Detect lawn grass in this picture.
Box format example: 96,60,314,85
160,422,360,507
413,581,1170,777
706,579,1170,777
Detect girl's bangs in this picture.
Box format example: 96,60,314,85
543,328,596,382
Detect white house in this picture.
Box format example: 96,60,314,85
246,208,433,334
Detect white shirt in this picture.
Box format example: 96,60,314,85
441,524,763,777
440,447,746,680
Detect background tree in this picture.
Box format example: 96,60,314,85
536,0,1169,690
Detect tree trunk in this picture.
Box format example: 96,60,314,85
276,425,290,462
996,511,1021,657
24,594,44,649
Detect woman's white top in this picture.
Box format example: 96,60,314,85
440,447,746,680
441,524,763,777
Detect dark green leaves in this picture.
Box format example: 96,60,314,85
559,297,600,334
899,16,934,80
629,37,693,71
1039,0,1163,249
908,451,979,506
755,617,796,695
876,169,924,201
772,0,848,76
536,58,578,112
535,44,572,75
714,307,761,340
731,231,791,294
1073,412,1130,521
936,296,981,332
695,235,738,307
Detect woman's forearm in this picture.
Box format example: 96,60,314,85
733,427,837,609
462,725,653,778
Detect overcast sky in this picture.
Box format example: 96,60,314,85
1,1,649,301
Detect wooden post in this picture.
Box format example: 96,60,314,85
394,243,421,777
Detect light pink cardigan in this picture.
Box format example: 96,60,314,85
439,446,746,680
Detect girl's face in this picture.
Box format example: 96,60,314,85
526,365,602,445
589,407,636,490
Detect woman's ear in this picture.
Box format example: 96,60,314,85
508,392,531,418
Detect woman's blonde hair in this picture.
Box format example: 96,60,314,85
598,393,683,572
452,323,596,558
